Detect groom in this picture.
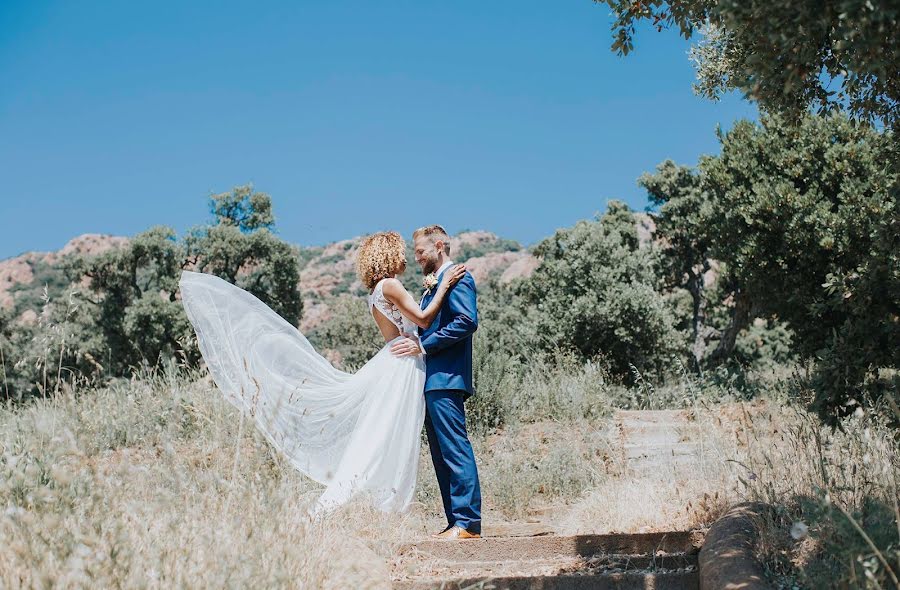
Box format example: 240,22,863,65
390,224,482,540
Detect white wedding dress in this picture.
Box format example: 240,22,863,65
178,271,426,513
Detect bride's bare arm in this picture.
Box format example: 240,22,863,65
381,265,467,330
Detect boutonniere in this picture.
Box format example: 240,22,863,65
422,273,438,295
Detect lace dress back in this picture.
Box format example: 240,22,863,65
368,279,416,335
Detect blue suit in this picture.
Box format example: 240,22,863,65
419,267,482,533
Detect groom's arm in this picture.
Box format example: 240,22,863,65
419,273,478,355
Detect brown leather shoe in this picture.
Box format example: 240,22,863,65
434,526,481,540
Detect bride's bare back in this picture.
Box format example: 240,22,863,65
369,280,405,341
368,267,467,343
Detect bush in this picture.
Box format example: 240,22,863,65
518,201,682,379
3,186,302,401
307,295,384,371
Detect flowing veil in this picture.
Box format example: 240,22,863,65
178,270,426,512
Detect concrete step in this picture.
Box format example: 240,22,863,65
399,553,697,577
615,410,696,433
393,532,701,590
621,462,706,480
483,522,556,538
395,570,698,590
623,443,700,457
614,409,692,422
403,532,698,562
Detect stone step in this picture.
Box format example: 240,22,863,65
621,461,706,480
622,448,705,461
615,411,697,439
395,569,699,590
483,522,556,538
399,553,698,578
621,432,693,446
614,409,691,420
401,532,699,563
623,443,700,457
618,413,685,421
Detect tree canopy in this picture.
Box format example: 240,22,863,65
520,201,682,377
642,113,899,421
0,186,302,401
598,0,900,128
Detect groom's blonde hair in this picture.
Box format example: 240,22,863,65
413,224,451,255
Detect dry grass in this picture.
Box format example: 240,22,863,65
558,479,732,535
1,365,896,589
705,401,900,588
0,372,422,589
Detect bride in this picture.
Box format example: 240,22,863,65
178,231,465,513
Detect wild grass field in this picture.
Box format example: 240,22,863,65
2,358,896,589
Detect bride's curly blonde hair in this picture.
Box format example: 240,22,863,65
356,231,407,291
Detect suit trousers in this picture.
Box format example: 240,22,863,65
423,389,482,533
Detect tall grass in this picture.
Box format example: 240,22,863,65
1,321,896,588
709,396,900,588
468,347,745,433
0,371,419,589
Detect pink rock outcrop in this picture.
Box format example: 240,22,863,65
0,234,128,311
463,251,538,285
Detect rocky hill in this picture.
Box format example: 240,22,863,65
0,234,130,324
0,231,538,331
0,213,672,332
295,231,537,331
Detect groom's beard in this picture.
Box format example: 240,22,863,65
420,258,439,275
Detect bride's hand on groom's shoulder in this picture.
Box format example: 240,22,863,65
439,264,467,292
390,335,423,357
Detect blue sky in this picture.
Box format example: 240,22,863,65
0,0,756,258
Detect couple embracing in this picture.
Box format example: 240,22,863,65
179,224,482,540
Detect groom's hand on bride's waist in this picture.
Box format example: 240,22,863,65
391,335,423,357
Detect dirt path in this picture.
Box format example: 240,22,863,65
392,410,708,589
615,409,704,480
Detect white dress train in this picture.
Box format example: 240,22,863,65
178,271,426,513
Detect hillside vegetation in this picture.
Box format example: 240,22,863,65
1,111,898,588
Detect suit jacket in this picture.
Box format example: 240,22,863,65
419,269,478,396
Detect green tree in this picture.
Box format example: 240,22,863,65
70,187,302,379
520,201,682,377
476,280,542,359
0,284,109,400
73,226,187,374
209,184,275,232
598,0,900,128
699,114,898,420
0,306,25,400
184,223,302,323
733,318,795,369
639,161,717,368
307,295,384,371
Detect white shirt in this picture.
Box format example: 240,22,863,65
436,260,454,277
